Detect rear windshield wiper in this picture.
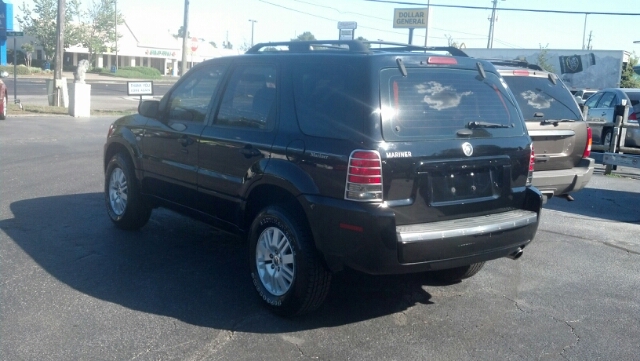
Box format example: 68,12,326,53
467,121,511,129
539,119,576,125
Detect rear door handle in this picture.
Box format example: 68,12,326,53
178,136,194,147
240,145,262,158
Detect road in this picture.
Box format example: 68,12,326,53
0,116,639,360
2,76,174,111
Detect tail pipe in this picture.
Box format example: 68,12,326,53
507,247,524,260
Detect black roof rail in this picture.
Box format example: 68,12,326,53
246,40,370,53
246,40,470,57
486,59,544,71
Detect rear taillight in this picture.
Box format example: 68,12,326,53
629,112,637,122
526,145,534,187
345,150,383,202
513,70,530,76
583,127,592,158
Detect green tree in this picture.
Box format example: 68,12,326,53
536,44,556,73
292,31,316,41
209,41,217,48
76,0,124,67
173,26,190,39
223,41,233,49
21,42,35,67
620,55,640,88
356,36,370,49
17,0,82,60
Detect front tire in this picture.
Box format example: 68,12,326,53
105,153,151,230
249,206,331,317
429,262,485,283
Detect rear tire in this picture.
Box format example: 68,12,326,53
602,128,613,146
0,94,7,120
249,205,331,317
430,262,485,283
105,153,151,230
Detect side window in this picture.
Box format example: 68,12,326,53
597,92,616,108
291,62,361,139
167,64,226,123
215,64,277,129
584,93,602,109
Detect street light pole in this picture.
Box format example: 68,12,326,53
248,19,257,47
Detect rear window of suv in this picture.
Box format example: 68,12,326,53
380,68,524,140
502,76,583,122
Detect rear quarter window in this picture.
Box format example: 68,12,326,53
380,68,524,140
291,61,365,139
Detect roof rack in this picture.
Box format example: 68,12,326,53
486,59,544,71
246,40,469,57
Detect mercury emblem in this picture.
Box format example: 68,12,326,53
462,142,473,157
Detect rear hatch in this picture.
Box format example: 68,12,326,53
378,60,531,226
499,70,589,172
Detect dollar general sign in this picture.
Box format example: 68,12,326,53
393,8,428,28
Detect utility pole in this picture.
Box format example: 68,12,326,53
114,0,118,71
248,19,257,47
423,0,430,47
54,0,65,106
486,0,498,49
586,31,593,50
180,0,190,76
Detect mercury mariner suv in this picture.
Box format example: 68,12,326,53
103,40,542,316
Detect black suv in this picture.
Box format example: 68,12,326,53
104,40,542,316
489,61,594,202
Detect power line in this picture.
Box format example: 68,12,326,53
364,0,640,16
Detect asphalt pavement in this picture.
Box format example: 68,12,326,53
1,115,638,360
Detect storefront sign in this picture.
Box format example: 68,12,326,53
144,49,177,57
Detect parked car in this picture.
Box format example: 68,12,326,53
584,88,640,147
0,71,8,120
488,60,594,202
103,40,542,316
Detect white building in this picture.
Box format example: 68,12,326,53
11,18,240,75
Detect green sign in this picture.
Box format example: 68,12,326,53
7,31,24,36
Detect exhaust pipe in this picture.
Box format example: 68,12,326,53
507,247,523,260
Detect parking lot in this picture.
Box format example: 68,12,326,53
1,115,639,360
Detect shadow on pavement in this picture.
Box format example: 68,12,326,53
1,193,447,332
545,186,640,223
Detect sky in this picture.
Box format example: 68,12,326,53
8,0,640,52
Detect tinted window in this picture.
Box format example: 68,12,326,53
380,68,523,140
502,76,582,121
585,92,602,108
597,92,616,108
167,64,226,123
292,62,363,139
216,64,277,129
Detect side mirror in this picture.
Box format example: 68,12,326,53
138,100,160,118
574,96,584,105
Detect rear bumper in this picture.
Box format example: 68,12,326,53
300,187,542,275
532,157,595,197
